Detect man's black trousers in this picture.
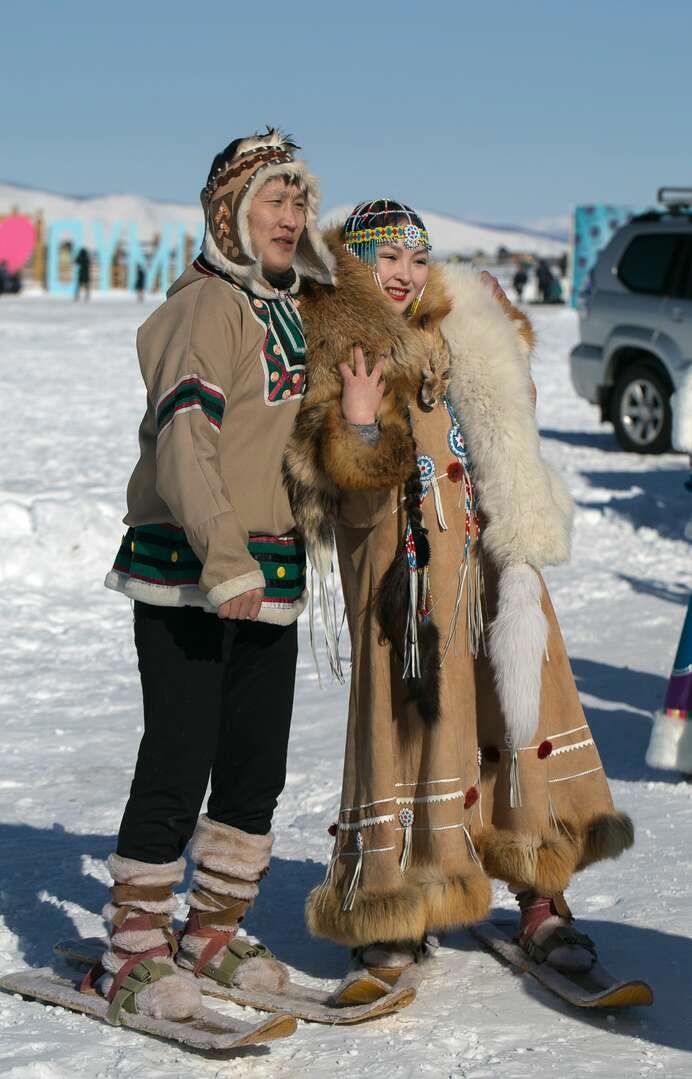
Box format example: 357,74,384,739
117,601,298,864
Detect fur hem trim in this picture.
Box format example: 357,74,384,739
191,816,273,880
108,854,186,887
305,880,427,948
477,828,576,894
479,811,634,890
105,570,307,626
576,811,634,870
408,864,492,931
488,564,548,751
646,710,692,772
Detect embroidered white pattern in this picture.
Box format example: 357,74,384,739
551,738,594,756
338,846,396,856
396,790,465,805
548,724,589,740
548,766,602,783
341,796,395,812
337,813,395,831
394,777,462,787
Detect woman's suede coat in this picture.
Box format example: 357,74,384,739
285,233,633,946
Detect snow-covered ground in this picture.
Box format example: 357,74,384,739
0,295,690,1078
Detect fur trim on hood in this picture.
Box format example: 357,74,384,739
200,127,335,299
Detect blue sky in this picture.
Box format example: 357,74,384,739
3,0,691,225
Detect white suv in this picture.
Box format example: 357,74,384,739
569,189,692,453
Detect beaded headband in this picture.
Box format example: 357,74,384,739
344,223,430,250
342,200,431,267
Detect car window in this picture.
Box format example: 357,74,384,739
617,233,685,296
672,236,692,300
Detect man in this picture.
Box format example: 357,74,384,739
92,128,335,1023
74,246,91,300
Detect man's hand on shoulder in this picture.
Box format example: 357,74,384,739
217,588,265,621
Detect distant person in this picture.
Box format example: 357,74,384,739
535,259,554,303
74,247,91,300
134,263,146,302
0,259,21,296
512,263,528,301
646,373,692,777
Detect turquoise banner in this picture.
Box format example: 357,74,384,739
571,204,644,308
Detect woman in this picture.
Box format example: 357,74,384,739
285,200,633,980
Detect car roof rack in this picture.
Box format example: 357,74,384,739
657,187,692,213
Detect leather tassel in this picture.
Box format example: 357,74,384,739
319,571,343,683
320,833,340,889
440,562,468,666
398,808,414,872
548,798,575,841
430,475,448,531
342,831,363,912
308,568,324,690
509,751,522,809
463,825,483,869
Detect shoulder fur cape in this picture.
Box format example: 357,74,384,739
284,231,574,751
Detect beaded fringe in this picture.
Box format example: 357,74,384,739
440,554,485,666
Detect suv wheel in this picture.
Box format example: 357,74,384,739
611,363,672,453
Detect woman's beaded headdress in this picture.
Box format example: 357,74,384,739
342,199,431,266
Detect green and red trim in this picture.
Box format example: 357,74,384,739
111,525,305,602
156,375,226,435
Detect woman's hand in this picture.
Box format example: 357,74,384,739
339,346,385,425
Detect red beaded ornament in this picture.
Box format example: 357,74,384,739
328,822,338,836
464,786,479,809
447,461,463,483
537,740,553,759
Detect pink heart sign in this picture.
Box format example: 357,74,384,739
0,215,36,272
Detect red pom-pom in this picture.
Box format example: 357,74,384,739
464,786,479,809
537,740,553,759
482,745,500,763
447,461,463,483
327,822,338,836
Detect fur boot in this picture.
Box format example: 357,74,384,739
98,854,201,1020
177,815,290,994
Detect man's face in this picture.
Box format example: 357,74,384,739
247,177,306,275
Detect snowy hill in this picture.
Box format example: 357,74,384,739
321,204,567,258
0,181,202,242
1,181,566,256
